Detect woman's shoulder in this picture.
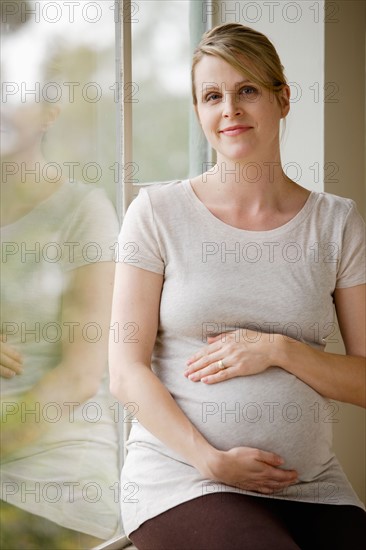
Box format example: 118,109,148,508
309,190,362,222
130,180,188,217
304,191,365,252
311,189,356,210
138,179,186,200
60,181,119,246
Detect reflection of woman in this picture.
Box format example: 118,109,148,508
110,24,366,549
0,95,120,546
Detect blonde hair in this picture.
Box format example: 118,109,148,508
191,23,288,106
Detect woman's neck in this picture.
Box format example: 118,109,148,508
196,156,298,205
190,155,311,231
1,151,64,226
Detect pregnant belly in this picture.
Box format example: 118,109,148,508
173,367,335,482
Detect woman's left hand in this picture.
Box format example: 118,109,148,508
184,329,277,384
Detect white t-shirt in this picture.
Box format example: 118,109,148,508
1,181,121,539
117,179,366,536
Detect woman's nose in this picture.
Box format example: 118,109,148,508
222,92,243,117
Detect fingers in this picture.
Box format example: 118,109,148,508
258,451,298,477
206,333,229,343
185,331,243,381
185,355,226,381
0,342,23,378
215,447,299,495
186,340,223,367
241,466,298,495
184,356,230,381
234,473,298,494
0,366,21,379
262,468,299,491
201,366,238,384
254,450,298,488
185,331,242,380
258,467,299,492
234,469,298,495
265,465,298,484
257,450,286,467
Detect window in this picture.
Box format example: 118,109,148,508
119,0,212,214
1,2,121,549
0,1,211,548
132,0,190,184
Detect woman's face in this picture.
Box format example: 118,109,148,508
194,55,290,164
0,102,46,158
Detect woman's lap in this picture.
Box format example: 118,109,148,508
129,493,366,550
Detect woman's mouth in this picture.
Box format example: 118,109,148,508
219,125,252,136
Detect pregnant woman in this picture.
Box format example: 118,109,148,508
109,23,366,549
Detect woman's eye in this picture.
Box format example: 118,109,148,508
239,86,259,100
241,86,258,96
205,93,221,102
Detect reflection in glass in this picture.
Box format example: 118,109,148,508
132,0,190,183
1,2,121,548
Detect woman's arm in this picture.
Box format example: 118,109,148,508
186,284,366,408
108,262,298,494
277,284,366,407
1,261,115,456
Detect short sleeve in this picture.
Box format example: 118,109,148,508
336,200,366,288
63,187,120,270
116,188,165,274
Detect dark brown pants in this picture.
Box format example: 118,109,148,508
129,493,366,550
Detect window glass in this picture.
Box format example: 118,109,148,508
132,0,191,183
1,1,197,547
1,1,121,548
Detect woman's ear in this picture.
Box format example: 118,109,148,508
279,85,290,118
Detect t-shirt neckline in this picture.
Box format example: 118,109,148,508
182,178,318,237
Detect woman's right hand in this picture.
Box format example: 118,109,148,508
203,446,298,495
0,338,23,378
